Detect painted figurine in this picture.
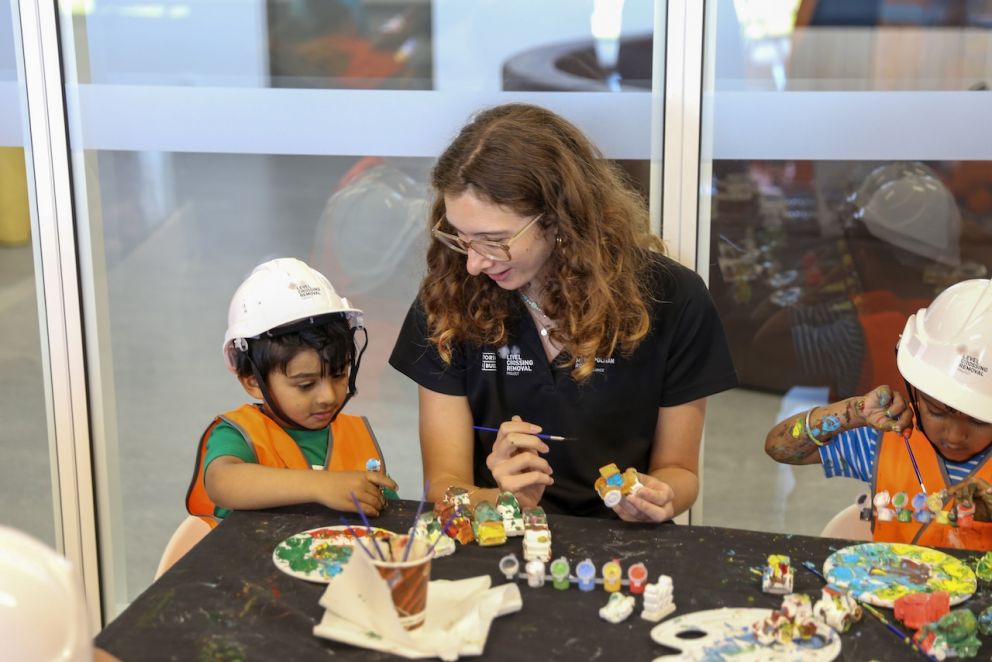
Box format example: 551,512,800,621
812,586,863,633
627,562,648,594
895,591,950,631
915,609,981,659
414,512,456,558
496,491,525,537
522,507,551,562
752,594,829,647
550,557,570,590
593,463,643,508
602,560,622,592
641,575,675,622
761,554,794,595
978,606,992,637
434,487,475,545
472,500,507,546
498,553,520,581
599,592,636,624
576,559,596,591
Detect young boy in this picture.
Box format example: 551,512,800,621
765,278,992,550
186,258,397,526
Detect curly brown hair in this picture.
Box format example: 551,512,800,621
421,103,665,380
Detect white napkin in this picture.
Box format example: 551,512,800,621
313,549,522,660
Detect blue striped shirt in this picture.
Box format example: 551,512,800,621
819,427,990,486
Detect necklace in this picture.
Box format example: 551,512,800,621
519,291,553,337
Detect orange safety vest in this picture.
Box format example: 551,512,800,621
872,427,992,550
185,404,384,527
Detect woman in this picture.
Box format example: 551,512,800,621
389,104,737,521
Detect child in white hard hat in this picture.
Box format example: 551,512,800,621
186,258,397,525
765,279,992,550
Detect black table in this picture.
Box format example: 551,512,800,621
96,501,992,660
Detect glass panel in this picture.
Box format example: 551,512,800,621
56,0,663,613
701,0,992,535
0,1,58,546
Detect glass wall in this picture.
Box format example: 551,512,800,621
699,0,992,535
53,0,664,616
0,1,58,546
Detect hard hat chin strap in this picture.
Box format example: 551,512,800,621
336,326,368,419
243,325,369,430
903,378,935,449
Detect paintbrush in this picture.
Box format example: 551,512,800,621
901,426,928,495
800,560,936,661
403,479,431,562
350,492,387,561
338,517,375,560
472,425,575,442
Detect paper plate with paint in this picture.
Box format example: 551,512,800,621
650,607,840,662
273,525,394,583
823,542,976,607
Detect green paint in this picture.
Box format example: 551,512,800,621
274,535,321,574
135,586,176,630
197,634,246,662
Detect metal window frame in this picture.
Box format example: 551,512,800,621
16,0,102,630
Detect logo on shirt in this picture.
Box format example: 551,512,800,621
482,352,497,372
574,356,615,374
495,345,533,376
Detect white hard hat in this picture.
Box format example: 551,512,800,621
898,278,992,423
0,526,92,661
852,163,961,266
223,258,363,372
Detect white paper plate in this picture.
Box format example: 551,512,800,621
272,525,394,583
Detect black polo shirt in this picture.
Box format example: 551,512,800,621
388,254,738,517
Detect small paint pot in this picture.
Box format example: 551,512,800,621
602,560,622,593
550,557,570,590
896,508,913,523
576,559,596,591
913,508,933,524
873,491,891,508
891,491,909,510
526,559,546,588
627,562,648,594
498,553,519,581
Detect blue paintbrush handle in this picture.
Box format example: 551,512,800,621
472,425,572,442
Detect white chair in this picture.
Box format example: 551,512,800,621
154,516,211,580
820,504,872,541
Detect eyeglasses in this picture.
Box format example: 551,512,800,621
431,214,543,262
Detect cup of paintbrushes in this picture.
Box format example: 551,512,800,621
369,534,433,630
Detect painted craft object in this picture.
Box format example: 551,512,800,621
812,586,863,633
894,591,950,631
761,554,794,595
522,507,551,562
914,609,981,659
472,500,507,546
413,512,455,558
823,543,977,608
752,594,833,647
599,593,635,624
496,491,525,537
641,575,675,623
593,463,642,508
651,607,840,662
272,525,392,583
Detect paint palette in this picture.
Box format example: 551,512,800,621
823,542,976,608
650,607,840,661
272,525,394,583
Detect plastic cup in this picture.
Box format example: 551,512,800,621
369,535,433,630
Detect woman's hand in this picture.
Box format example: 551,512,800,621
485,415,554,508
612,473,675,523
852,385,913,434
